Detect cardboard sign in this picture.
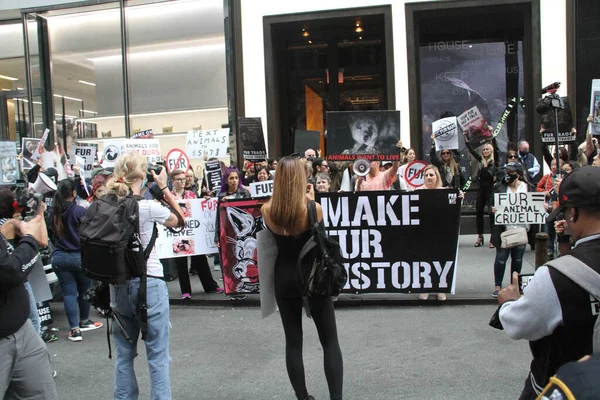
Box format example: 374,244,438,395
250,180,273,198
70,146,97,178
457,106,487,132
239,117,267,162
186,129,229,159
21,138,41,170
132,129,153,139
317,190,461,293
494,192,547,225
155,198,219,258
124,139,161,164
589,79,600,135
0,141,19,184
404,160,428,188
432,117,459,151
102,140,123,168
30,129,49,161
205,160,222,194
326,111,401,161
166,148,190,174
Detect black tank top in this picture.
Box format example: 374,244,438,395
270,229,312,298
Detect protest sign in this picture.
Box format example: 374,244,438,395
589,79,600,135
540,130,577,143
205,160,222,194
493,192,547,225
239,117,267,162
21,138,41,170
102,140,123,168
69,145,96,178
186,129,229,159
404,160,428,189
250,180,273,198
316,189,461,293
219,199,266,295
124,139,161,164
457,106,486,132
30,129,49,161
294,129,321,155
155,198,219,258
166,148,190,173
540,99,575,143
326,111,401,161
132,129,153,139
432,117,459,151
0,141,19,184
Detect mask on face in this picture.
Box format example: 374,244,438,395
504,173,518,184
519,150,528,157
141,177,148,188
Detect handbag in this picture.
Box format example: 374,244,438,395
500,227,528,249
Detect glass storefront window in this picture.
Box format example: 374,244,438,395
0,22,27,141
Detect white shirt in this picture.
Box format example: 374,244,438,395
138,199,170,277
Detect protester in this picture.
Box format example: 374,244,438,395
107,151,184,399
311,158,329,177
464,135,499,247
49,179,102,341
517,140,540,182
243,161,255,186
537,353,600,400
490,162,529,298
537,159,563,259
328,161,346,192
304,148,317,159
256,165,271,182
170,169,223,298
497,166,600,400
315,172,331,193
398,146,416,182
355,141,402,191
185,169,200,197
261,156,343,400
429,136,465,189
268,157,279,171
0,214,57,399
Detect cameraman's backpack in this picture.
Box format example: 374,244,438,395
296,200,347,300
80,193,157,349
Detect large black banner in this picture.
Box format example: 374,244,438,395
239,117,267,161
316,189,461,294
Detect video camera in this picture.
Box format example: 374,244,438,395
13,179,44,221
535,81,564,115
146,161,164,183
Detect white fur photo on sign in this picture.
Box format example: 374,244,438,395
326,111,400,161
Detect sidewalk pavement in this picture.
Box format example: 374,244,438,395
167,234,539,307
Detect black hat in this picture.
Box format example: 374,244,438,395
43,167,58,184
548,166,600,221
504,161,524,176
538,353,600,399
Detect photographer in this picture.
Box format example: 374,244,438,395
496,166,600,399
0,213,57,398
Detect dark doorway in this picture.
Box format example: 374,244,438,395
264,6,394,157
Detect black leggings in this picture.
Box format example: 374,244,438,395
276,294,343,400
476,183,494,236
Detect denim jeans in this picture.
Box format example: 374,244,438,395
52,251,91,329
23,281,40,335
493,245,526,287
110,277,171,400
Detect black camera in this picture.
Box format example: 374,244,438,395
146,162,164,183
13,180,44,221
535,82,564,115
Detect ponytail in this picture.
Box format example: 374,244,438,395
52,179,77,238
106,151,147,199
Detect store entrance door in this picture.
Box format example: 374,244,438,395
0,90,30,143
264,7,395,157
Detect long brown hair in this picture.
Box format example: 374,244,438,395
265,156,307,236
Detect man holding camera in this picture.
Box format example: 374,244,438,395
496,166,600,399
0,215,58,399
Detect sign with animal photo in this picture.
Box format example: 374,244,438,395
589,79,600,136
21,138,41,170
218,199,266,295
457,106,491,146
316,189,461,293
326,111,401,161
493,192,547,225
186,129,229,159
239,117,267,162
432,116,459,151
540,98,575,143
0,141,19,184
155,198,219,258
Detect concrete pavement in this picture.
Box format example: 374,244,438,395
48,304,531,400
166,234,538,306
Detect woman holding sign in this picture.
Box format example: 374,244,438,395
463,131,499,247
490,162,529,298
261,156,343,400
429,136,466,190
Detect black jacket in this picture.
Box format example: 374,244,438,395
0,234,40,337
465,138,499,186
429,146,466,189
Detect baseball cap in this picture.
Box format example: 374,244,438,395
381,161,392,166
548,166,600,221
91,168,112,179
43,167,58,184
504,161,524,176
538,353,600,399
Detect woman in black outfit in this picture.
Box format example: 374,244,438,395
429,134,466,189
261,156,343,400
463,132,499,247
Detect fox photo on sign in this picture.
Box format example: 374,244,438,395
239,117,267,162
326,111,400,161
432,116,459,151
589,79,600,135
186,129,229,159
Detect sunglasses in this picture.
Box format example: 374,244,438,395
441,151,451,155
507,154,518,159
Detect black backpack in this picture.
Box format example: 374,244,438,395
297,200,347,297
80,194,157,347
